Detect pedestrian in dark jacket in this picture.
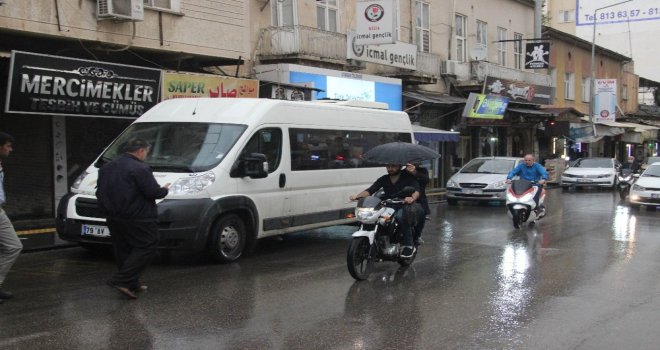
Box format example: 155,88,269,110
96,138,170,299
0,132,21,304
405,163,429,245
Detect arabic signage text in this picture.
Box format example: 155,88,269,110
484,76,553,105
162,71,258,100
5,51,161,118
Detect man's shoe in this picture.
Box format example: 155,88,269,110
107,281,138,300
400,246,416,258
131,285,148,293
0,289,13,300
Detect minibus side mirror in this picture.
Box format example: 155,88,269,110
230,153,269,179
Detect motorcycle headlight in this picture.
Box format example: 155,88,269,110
632,184,646,191
355,208,378,221
169,171,215,195
618,175,632,182
446,178,459,188
72,171,89,190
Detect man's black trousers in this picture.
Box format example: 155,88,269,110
107,218,159,289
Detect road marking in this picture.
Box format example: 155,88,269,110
16,228,56,236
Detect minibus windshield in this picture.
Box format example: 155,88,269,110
97,122,247,173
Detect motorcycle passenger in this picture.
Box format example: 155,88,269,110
404,163,429,246
621,155,640,173
350,163,424,258
505,154,548,214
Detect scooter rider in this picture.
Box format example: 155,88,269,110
506,154,548,214
350,163,423,258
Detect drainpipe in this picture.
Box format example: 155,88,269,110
534,0,542,39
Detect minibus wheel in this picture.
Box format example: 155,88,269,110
207,214,246,263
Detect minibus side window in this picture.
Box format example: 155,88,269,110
241,128,282,173
289,128,412,171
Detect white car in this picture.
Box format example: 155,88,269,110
560,157,619,190
445,157,521,205
629,163,660,208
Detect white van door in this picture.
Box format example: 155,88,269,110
234,127,290,233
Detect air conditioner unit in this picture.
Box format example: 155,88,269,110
441,60,470,79
97,0,144,21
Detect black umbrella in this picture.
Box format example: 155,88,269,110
363,142,440,165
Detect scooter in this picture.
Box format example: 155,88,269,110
506,179,546,229
617,168,634,200
346,188,418,281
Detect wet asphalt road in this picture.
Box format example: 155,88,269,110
1,188,660,350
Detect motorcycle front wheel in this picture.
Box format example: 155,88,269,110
512,209,524,229
347,237,374,281
619,187,628,200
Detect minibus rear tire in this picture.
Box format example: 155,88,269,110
207,214,246,263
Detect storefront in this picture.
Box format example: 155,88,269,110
0,51,162,220
254,63,402,110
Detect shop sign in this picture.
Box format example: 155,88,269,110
355,0,396,45
524,42,550,69
270,85,311,101
594,79,617,122
5,51,161,118
569,123,595,140
484,76,553,105
462,93,509,120
347,32,417,70
162,71,258,100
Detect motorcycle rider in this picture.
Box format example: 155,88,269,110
621,155,640,173
404,163,429,245
350,163,424,258
506,154,548,215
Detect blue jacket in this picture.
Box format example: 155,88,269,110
507,162,548,182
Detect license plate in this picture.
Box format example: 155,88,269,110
81,224,110,237
577,178,590,183
464,189,482,194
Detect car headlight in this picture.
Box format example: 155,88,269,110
169,171,215,195
72,171,89,190
632,184,646,191
488,180,508,189
446,178,459,188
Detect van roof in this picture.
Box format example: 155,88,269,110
136,98,411,130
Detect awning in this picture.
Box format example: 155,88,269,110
403,91,467,105
595,124,625,136
412,124,460,142
506,107,552,117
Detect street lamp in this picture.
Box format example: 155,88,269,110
590,0,632,137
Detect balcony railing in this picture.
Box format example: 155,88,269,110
258,26,347,65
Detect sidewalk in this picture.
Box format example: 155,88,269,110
14,218,76,251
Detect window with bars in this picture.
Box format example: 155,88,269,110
514,33,523,69
272,0,295,26
564,72,575,100
456,14,467,62
316,0,338,32
582,77,591,102
558,10,575,23
497,27,507,66
476,20,487,49
143,0,180,12
415,1,430,52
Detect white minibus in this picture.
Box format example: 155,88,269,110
56,98,413,262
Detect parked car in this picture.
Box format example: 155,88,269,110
560,157,619,191
629,162,660,208
445,157,521,205
641,156,660,171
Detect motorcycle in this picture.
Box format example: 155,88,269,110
617,168,634,200
506,179,546,229
347,188,418,281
